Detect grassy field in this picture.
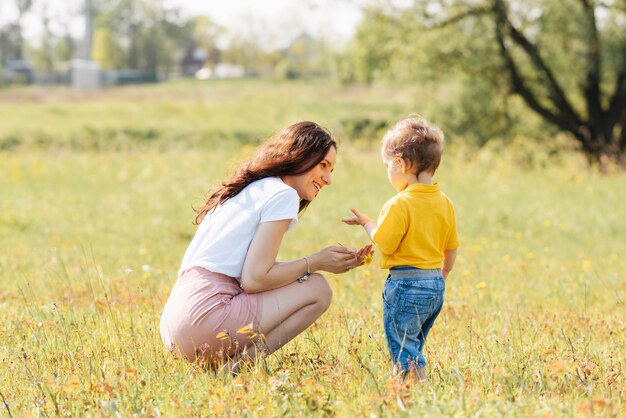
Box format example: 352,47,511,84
1,79,624,417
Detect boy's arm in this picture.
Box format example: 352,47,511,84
342,208,377,241
362,221,377,242
442,249,457,279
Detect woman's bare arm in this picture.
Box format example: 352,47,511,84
240,220,359,293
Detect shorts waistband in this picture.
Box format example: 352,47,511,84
389,266,442,279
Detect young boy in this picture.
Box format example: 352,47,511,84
343,116,459,380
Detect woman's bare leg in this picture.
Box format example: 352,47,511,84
239,273,332,359
260,273,332,352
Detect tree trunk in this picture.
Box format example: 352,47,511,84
491,0,626,170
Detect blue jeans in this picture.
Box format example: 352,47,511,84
382,267,445,371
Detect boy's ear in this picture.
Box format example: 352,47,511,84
399,158,413,174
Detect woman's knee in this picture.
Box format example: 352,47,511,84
310,273,333,311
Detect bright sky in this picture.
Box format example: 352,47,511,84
168,0,363,48
1,0,363,49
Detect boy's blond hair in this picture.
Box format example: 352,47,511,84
381,116,444,175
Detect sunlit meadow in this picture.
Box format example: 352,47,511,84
1,80,624,416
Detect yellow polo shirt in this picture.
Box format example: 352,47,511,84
372,183,459,269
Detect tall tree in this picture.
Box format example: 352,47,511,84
92,27,123,69
14,0,35,59
0,0,35,62
504,0,623,165
347,0,626,166
426,0,626,166
93,0,192,73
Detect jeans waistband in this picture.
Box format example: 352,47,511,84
389,266,442,279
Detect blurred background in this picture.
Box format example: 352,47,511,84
0,0,625,166
0,0,361,85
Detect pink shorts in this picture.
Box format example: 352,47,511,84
159,267,263,362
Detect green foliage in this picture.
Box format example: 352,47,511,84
274,59,300,80
340,5,522,146
189,15,224,69
340,8,400,84
92,0,193,73
221,34,265,75
276,35,333,79
341,0,626,163
434,74,533,146
339,116,389,142
92,28,124,70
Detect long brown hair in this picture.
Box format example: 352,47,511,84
194,121,337,225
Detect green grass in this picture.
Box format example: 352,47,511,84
1,79,624,417
0,79,413,152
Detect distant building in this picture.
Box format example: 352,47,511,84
213,63,245,79
71,59,100,90
181,42,220,77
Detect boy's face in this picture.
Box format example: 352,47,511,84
381,152,412,192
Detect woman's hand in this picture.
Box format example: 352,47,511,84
310,245,360,274
310,244,374,274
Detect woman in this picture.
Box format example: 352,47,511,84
160,121,372,368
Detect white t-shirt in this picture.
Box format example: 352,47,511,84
180,177,299,279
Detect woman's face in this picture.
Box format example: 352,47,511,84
282,146,336,201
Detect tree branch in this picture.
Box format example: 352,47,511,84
579,0,604,134
423,5,493,29
494,0,583,127
607,70,626,128
620,108,626,152
494,19,582,139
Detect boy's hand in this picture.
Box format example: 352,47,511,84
342,208,374,226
